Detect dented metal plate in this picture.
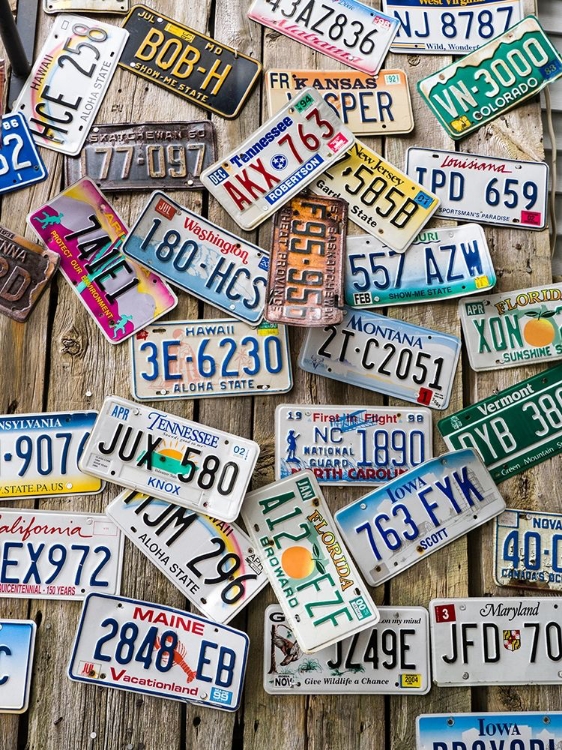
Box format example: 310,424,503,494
44,0,129,12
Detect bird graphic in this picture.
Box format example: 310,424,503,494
273,627,301,667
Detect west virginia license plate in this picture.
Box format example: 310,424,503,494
0,114,47,195
0,620,36,713
44,0,129,11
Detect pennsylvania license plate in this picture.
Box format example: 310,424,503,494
335,449,505,587
14,15,128,155
201,88,355,231
418,15,562,140
0,620,36,713
345,224,495,309
68,593,249,711
0,114,47,195
299,307,461,410
44,0,129,11
264,605,430,695
79,396,259,523
241,471,379,654
275,404,432,485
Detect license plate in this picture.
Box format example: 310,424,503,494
0,60,5,131
345,224,495,309
122,192,268,325
0,620,36,713
118,6,261,119
68,593,249,711
107,490,268,624
241,471,379,654
264,604,430,695
0,114,47,195
275,404,432,485
299,307,461,410
266,194,346,326
438,364,562,482
201,88,355,231
44,0,129,12
310,140,439,253
27,178,177,345
335,449,505,587
14,15,128,155
418,15,562,140
79,396,259,523
430,596,562,686
64,122,217,192
406,147,548,230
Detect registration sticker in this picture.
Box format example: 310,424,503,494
0,620,36,713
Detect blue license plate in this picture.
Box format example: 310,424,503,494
0,620,36,713
0,113,47,195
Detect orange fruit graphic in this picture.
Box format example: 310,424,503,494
523,313,556,347
281,546,315,579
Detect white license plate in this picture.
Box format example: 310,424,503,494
430,597,562,686
298,307,461,410
264,605,430,694
241,471,379,654
106,490,268,624
201,88,355,231
0,620,36,713
14,15,128,155
335,449,505,586
275,404,432,485
78,396,259,523
406,147,549,230
68,593,249,710
44,0,129,12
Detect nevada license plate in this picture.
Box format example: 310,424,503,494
44,0,129,11
241,471,379,654
122,192,268,325
299,307,461,410
14,15,128,155
201,88,355,231
438,364,562,482
0,114,47,195
310,140,439,253
68,593,249,710
107,490,267,624
335,449,505,587
264,605,430,695
130,319,292,401
275,404,432,485
345,224,495,309
418,15,562,140
79,396,259,523
0,620,35,713
406,147,548,230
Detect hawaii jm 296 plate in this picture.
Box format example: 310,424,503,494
0,620,36,713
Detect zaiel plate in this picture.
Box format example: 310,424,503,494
0,620,36,713
0,114,47,196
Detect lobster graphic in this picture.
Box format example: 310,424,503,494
155,635,197,683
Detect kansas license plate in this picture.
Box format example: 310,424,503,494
299,307,461,410
0,114,47,195
335,449,505,587
241,471,379,654
310,140,439,253
345,225,495,309
44,0,129,11
0,620,35,713
14,15,128,155
264,605,430,695
79,396,259,523
406,147,548,230
107,490,267,624
201,88,355,231
68,593,249,710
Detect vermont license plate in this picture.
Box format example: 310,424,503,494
299,308,461,410
44,0,129,12
0,620,36,713
418,15,562,140
241,471,379,654
335,449,505,587
201,89,355,231
264,605,430,695
68,593,249,711
0,114,47,195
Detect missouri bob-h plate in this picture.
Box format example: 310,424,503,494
241,471,380,654
201,88,355,231
418,15,562,140
335,449,505,587
264,604,430,695
44,0,129,12
0,114,47,195
0,620,36,713
68,593,249,711
119,5,261,119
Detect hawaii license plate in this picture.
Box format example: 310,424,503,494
79,396,259,522
335,449,505,587
201,88,355,231
299,307,461,410
418,15,562,140
107,490,267,624
275,404,432,485
406,148,548,230
345,224,495,309
68,593,249,711
264,605,430,695
14,15,128,155
0,620,36,713
44,0,129,11
0,114,47,195
241,471,379,654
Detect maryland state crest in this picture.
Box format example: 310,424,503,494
503,630,521,651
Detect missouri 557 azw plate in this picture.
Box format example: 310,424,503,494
0,114,47,195
0,620,36,713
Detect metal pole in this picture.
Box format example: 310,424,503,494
0,0,30,78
